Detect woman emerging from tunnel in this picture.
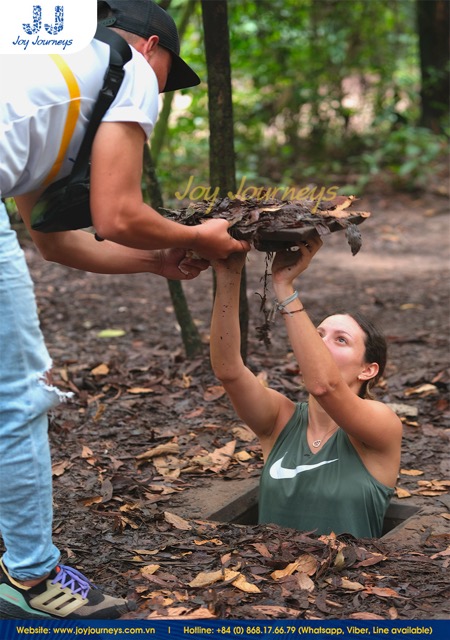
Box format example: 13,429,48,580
210,236,402,538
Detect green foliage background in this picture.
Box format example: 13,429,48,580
154,0,448,206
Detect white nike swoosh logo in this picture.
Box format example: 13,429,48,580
269,455,338,479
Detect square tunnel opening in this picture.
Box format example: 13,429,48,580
208,488,420,539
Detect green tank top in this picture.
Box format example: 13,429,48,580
259,402,393,538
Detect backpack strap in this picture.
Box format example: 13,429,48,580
43,26,132,186
70,26,132,181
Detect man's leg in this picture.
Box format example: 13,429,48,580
0,202,60,581
0,202,130,619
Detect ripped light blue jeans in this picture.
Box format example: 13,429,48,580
0,201,61,580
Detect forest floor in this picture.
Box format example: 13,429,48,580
14,189,450,621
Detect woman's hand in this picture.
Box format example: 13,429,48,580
211,250,248,276
272,233,323,287
158,248,210,280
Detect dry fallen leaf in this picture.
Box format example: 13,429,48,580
364,586,403,599
250,605,302,618
235,451,253,462
297,572,315,593
232,426,257,442
251,543,272,559
147,606,215,619
430,545,450,560
90,363,109,376
194,538,223,546
400,468,424,476
232,574,261,594
52,460,72,477
136,443,180,461
184,408,204,419
188,568,239,588
395,487,412,498
203,385,226,401
356,553,387,567
164,511,192,531
325,578,364,591
127,387,154,394
271,561,300,580
404,383,439,397
81,496,102,507
152,455,182,479
140,565,160,579
209,440,236,473
296,554,318,576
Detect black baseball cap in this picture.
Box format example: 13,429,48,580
98,0,200,92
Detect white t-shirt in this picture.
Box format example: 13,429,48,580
0,39,159,198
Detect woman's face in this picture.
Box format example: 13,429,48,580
317,314,370,389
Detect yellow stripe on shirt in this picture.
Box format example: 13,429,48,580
42,54,81,187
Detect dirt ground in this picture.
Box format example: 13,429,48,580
9,190,450,620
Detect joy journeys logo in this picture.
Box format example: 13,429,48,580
1,0,97,54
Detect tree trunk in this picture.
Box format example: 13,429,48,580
142,145,204,358
417,0,450,133
201,0,249,362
